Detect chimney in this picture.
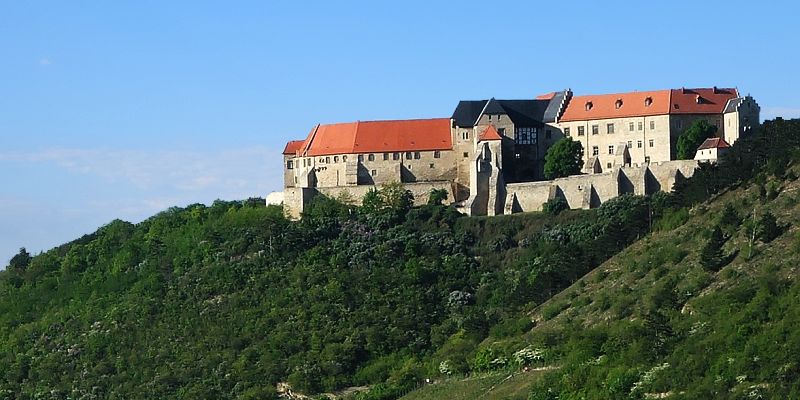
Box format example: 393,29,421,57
713,86,718,94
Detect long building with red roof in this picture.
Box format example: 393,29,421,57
280,86,759,218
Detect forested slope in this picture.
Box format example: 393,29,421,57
402,118,800,400
2,119,798,400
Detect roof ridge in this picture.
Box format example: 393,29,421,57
301,124,321,157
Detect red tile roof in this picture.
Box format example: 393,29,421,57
297,118,452,157
670,88,738,114
282,140,305,155
697,137,731,150
559,87,740,122
478,125,502,141
560,90,671,121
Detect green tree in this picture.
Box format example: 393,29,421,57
427,188,448,206
676,119,718,160
757,211,781,243
8,247,31,271
700,225,726,271
544,138,584,179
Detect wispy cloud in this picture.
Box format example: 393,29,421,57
761,107,800,121
0,146,284,194
38,57,52,66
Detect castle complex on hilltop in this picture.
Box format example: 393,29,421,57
279,87,759,218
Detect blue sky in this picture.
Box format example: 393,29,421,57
1,1,799,264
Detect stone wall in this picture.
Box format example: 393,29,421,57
283,181,456,219
504,160,698,213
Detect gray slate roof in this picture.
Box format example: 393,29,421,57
723,97,743,113
451,98,551,127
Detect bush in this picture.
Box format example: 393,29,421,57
542,197,569,216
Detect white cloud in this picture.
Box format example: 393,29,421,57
0,146,284,195
761,107,800,121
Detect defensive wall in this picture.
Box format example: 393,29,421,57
503,160,698,213
283,181,455,219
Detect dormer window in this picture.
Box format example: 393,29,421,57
644,97,653,107
615,99,623,109
585,101,593,111
695,95,702,104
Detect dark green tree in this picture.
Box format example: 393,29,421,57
427,188,448,206
543,138,584,179
8,247,31,271
676,119,718,160
757,211,781,243
700,225,726,271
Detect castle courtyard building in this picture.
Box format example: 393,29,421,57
280,86,759,218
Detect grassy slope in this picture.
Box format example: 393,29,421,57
402,169,800,399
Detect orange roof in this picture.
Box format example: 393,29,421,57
536,92,556,100
670,88,738,114
697,137,731,150
282,140,305,155
560,90,671,121
478,125,502,141
298,118,452,156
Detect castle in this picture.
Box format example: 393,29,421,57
279,87,759,218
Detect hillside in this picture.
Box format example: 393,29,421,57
1,118,798,400
1,186,656,397
401,118,800,399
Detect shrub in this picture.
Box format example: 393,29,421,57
542,197,569,216
757,212,782,243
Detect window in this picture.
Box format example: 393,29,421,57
585,101,593,111
650,121,655,130
343,155,347,162
592,146,599,156
287,160,293,169
607,123,614,134
608,145,615,154
629,122,635,131
515,153,521,159
615,99,623,109
488,115,492,121
383,153,389,161
514,127,537,144
434,151,441,158
407,164,413,170
637,140,642,148
429,163,434,169
392,153,400,160
564,127,571,136
405,152,412,160
578,126,585,136
358,155,364,162
325,156,330,163
462,131,470,140
545,129,552,139
463,152,469,158
649,139,654,148
497,115,502,121
627,141,632,149
638,122,643,131
592,125,599,135
368,154,375,161
644,97,653,107
334,156,339,163
371,169,377,176
677,120,683,129
414,152,421,159
645,156,651,163
607,162,612,169
497,128,505,136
